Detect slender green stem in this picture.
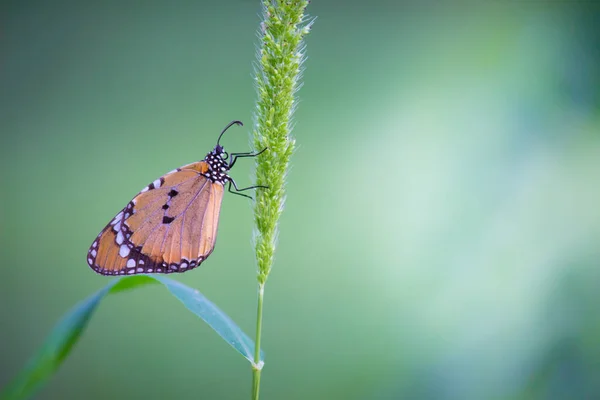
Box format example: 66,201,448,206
250,0,311,399
252,283,264,400
252,368,261,400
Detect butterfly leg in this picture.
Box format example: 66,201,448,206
228,179,268,200
228,147,268,169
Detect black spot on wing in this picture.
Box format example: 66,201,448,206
162,216,175,224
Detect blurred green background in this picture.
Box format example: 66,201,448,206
1,1,600,399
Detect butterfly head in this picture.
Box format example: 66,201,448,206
202,120,244,184
213,144,229,162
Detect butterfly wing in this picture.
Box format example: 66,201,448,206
87,162,225,275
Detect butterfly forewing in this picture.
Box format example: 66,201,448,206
87,161,225,275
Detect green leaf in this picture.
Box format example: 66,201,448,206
1,275,261,400
153,276,262,364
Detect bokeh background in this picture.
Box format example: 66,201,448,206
1,1,600,399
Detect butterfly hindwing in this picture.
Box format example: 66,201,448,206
87,162,225,275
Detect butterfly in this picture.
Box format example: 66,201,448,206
87,120,266,276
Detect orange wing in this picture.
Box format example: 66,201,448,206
87,162,225,275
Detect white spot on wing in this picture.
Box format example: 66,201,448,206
91,249,97,257
119,244,130,257
153,179,161,188
111,214,121,226
127,259,135,268
141,186,149,193
128,269,136,274
88,257,93,264
92,241,98,248
137,267,144,272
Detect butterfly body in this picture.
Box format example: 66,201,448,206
87,121,265,276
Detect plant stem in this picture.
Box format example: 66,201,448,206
252,283,264,400
250,0,311,399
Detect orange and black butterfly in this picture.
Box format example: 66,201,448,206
87,120,266,276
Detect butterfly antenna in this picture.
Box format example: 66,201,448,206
217,120,243,146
